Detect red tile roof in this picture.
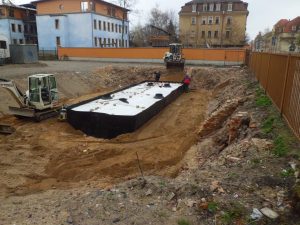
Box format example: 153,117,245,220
283,16,300,32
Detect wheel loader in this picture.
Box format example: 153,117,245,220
163,43,185,70
0,74,60,122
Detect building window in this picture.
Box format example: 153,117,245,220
226,30,230,39
81,1,88,12
112,23,114,32
103,21,106,31
208,16,213,24
9,8,14,17
215,16,220,24
56,36,61,46
11,23,15,32
201,31,205,38
214,31,219,38
202,17,206,25
192,4,197,12
119,25,122,33
24,24,28,33
0,41,7,49
226,17,232,25
203,4,207,11
94,19,97,29
216,3,221,11
208,31,211,38
191,17,196,25
98,20,101,30
227,3,232,11
292,26,297,31
94,37,97,46
115,24,118,33
99,38,102,47
119,39,121,47
55,19,59,29
108,38,110,46
108,22,110,32
19,39,23,44
104,38,106,46
18,24,22,32
13,39,17,44
209,4,214,11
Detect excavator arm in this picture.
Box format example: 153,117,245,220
0,78,27,108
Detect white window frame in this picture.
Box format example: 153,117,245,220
227,3,232,11
191,17,197,25
203,4,207,11
208,16,213,25
209,4,214,12
202,16,207,25
215,16,220,24
192,4,197,12
216,3,221,11
81,1,88,12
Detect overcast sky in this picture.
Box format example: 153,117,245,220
12,0,300,40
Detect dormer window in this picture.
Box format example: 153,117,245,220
203,4,208,11
227,3,233,11
209,4,214,11
81,1,88,12
192,4,197,12
216,3,221,11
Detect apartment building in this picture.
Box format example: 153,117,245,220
254,17,300,53
0,2,37,46
32,0,129,50
179,0,248,47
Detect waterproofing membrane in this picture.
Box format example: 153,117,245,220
67,81,184,139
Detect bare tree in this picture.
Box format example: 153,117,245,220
116,0,137,47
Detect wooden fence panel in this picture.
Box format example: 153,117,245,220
249,52,300,139
266,54,289,109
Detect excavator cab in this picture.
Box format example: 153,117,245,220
163,43,185,70
28,74,58,110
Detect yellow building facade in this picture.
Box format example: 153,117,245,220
179,0,248,47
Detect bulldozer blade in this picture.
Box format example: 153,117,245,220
0,124,15,135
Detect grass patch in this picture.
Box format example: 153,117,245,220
281,168,295,178
261,116,275,134
208,202,218,214
177,218,191,225
273,135,290,157
221,202,246,225
255,88,272,107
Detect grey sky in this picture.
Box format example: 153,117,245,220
12,0,300,40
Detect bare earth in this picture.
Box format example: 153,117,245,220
0,61,299,225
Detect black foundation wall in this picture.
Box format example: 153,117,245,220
67,81,184,139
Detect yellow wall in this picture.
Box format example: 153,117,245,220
180,12,247,46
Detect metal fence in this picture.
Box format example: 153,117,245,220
38,48,58,60
249,52,300,139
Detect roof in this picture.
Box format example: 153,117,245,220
275,19,289,27
185,0,243,4
31,0,129,11
283,16,300,32
0,2,36,11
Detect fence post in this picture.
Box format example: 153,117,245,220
280,54,291,116
265,53,271,94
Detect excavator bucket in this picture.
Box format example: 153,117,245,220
0,124,15,135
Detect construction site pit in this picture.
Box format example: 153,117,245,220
0,61,299,225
